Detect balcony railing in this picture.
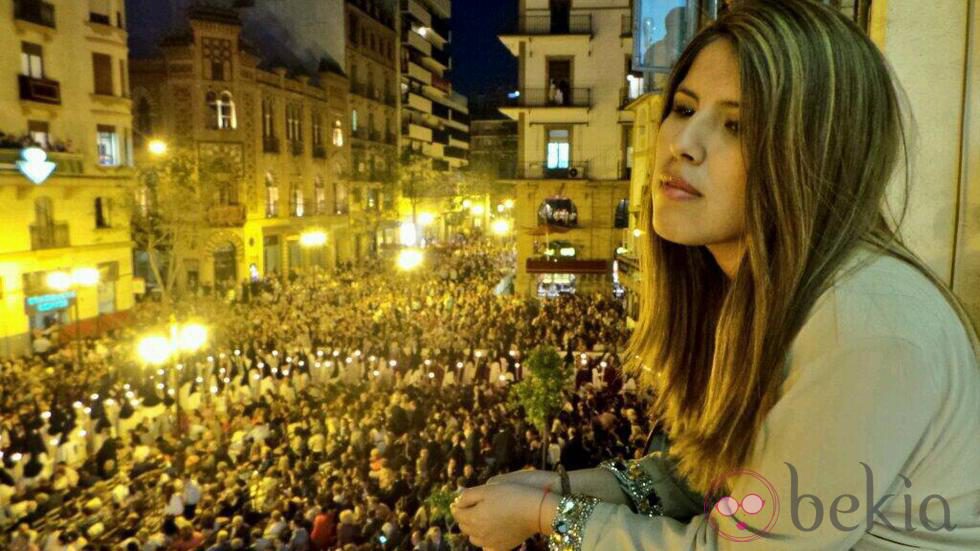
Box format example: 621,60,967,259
520,161,590,180
350,81,366,96
352,128,368,140
385,94,397,107
313,145,327,159
15,0,56,29
263,135,280,153
30,223,69,250
290,140,303,156
512,15,592,35
432,129,449,145
369,129,381,142
18,75,61,105
207,204,246,227
385,132,397,145
621,14,632,37
444,146,467,160
506,88,591,108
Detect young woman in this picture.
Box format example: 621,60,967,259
452,1,980,549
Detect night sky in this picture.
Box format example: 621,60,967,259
450,0,518,101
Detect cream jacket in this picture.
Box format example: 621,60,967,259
584,247,980,550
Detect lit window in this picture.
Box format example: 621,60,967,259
546,128,570,169
97,124,118,166
352,110,358,132
208,91,237,129
332,121,344,147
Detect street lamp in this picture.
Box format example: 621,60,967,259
46,267,100,371
491,219,512,236
136,319,208,436
147,139,168,156
396,248,424,271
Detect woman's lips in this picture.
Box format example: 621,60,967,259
660,178,703,200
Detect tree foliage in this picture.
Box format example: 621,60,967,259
509,345,574,435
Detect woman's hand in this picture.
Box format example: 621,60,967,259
451,482,553,551
486,469,559,490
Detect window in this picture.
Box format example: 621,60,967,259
266,173,279,217
89,0,111,24
207,91,237,129
95,197,111,228
21,43,43,79
292,187,304,217
546,128,570,169
312,113,323,146
332,120,344,146
352,110,358,132
315,178,326,214
262,98,275,137
119,59,128,97
97,125,118,166
286,104,302,142
29,120,49,149
202,38,232,81
349,13,359,44
136,98,152,137
93,53,114,95
614,199,629,228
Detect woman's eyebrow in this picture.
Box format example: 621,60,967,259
676,86,740,108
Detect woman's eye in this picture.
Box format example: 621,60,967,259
725,120,740,134
672,105,694,117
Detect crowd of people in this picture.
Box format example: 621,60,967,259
1,240,650,550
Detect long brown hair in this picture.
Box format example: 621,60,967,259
626,0,979,495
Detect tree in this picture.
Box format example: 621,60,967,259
130,148,208,305
396,149,454,227
509,345,575,468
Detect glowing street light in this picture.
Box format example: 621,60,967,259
504,199,515,209
299,230,327,247
470,204,485,216
137,335,172,365
147,139,169,156
176,323,208,352
491,219,512,236
46,267,100,371
418,212,434,226
397,248,424,271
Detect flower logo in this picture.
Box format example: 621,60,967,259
703,469,780,543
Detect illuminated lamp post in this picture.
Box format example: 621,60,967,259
46,268,100,371
137,319,208,436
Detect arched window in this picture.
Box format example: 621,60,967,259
538,197,578,227
207,90,237,129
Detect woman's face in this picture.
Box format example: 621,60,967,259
653,39,747,252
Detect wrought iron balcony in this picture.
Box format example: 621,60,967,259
18,75,61,105
15,0,55,28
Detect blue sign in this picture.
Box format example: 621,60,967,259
25,291,76,313
17,147,56,185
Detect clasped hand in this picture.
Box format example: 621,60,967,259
451,469,560,551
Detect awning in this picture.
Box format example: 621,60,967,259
526,259,610,274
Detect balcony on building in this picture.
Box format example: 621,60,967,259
313,144,327,159
432,128,449,145
505,88,591,109
431,46,451,69
30,223,70,250
207,204,246,227
15,0,56,29
621,13,632,37
519,161,590,180
290,140,304,156
263,135,280,154
385,131,397,145
369,129,381,143
352,127,369,141
18,74,61,105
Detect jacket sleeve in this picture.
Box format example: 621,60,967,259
563,336,940,551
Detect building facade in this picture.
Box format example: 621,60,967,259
0,0,136,355
499,0,633,296
346,0,401,257
130,5,351,292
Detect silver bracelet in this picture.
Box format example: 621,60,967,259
548,494,601,551
599,458,664,518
